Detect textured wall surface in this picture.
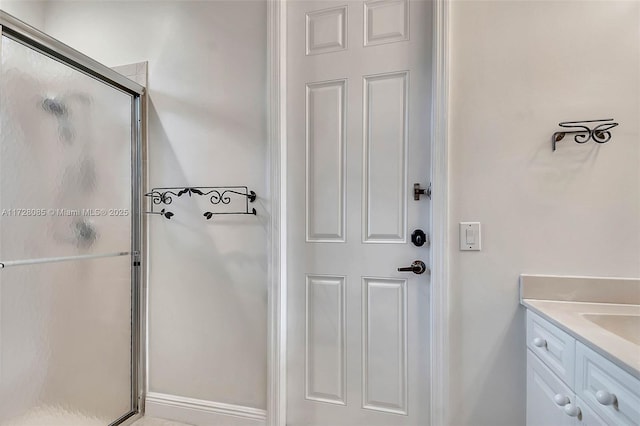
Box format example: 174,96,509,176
12,0,269,410
449,1,640,425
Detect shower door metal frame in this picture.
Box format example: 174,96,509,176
0,11,146,426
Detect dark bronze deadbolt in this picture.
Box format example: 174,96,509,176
411,229,428,247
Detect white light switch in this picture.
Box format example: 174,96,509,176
460,222,481,251
465,228,475,244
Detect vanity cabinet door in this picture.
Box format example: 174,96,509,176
575,342,640,425
576,397,607,426
527,350,578,426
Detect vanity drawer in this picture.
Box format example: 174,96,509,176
575,342,640,426
527,311,576,387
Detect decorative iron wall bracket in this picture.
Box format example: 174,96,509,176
552,119,618,151
145,186,257,220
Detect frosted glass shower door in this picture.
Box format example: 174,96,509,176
0,35,136,425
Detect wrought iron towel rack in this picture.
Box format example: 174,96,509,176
145,186,257,220
552,119,618,151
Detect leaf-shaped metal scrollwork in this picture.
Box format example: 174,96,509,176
208,190,231,205
146,190,176,205
145,186,257,220
205,189,254,205
176,187,204,197
552,119,618,151
591,122,618,144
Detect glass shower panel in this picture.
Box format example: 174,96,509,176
0,255,133,425
0,35,133,261
0,32,137,426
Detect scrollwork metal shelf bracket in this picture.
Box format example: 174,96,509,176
552,119,618,151
144,186,257,220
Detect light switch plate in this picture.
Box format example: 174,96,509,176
459,222,481,251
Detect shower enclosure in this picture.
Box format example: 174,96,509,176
0,11,144,426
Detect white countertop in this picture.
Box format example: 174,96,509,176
522,299,640,378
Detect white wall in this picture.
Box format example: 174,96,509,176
0,0,47,30
449,1,640,425
21,0,269,414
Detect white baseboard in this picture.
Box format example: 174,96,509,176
145,392,266,426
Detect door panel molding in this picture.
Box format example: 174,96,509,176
306,5,348,56
362,277,408,415
305,275,347,404
364,0,409,47
362,71,409,244
306,79,347,242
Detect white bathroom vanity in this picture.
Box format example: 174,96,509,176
521,275,640,426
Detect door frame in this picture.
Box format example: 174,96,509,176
266,1,451,425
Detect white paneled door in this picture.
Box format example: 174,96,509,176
287,1,432,425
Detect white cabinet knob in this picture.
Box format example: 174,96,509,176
595,390,617,406
532,337,547,348
553,394,570,406
564,404,581,417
